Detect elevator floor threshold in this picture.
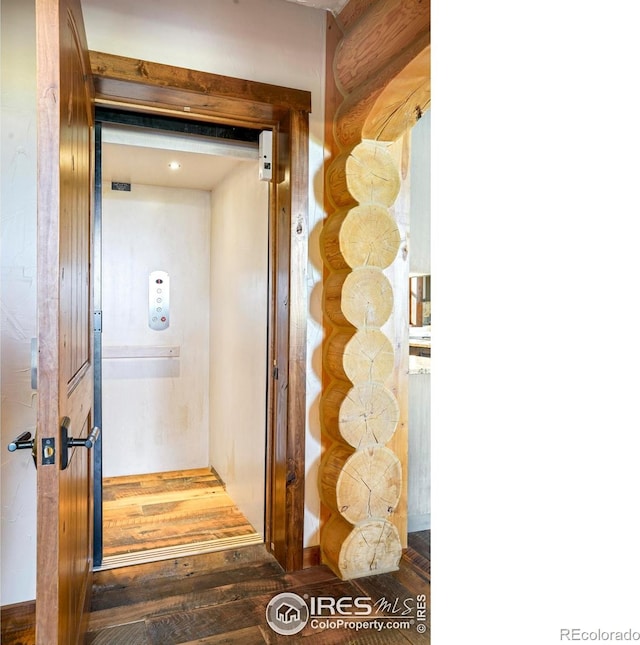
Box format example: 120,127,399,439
99,467,261,570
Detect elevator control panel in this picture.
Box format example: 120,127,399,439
149,271,170,330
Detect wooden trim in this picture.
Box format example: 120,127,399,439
88,53,308,573
284,109,309,572
302,545,321,569
0,600,36,642
90,51,311,113
321,11,344,570
92,80,289,129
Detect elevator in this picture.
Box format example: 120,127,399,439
94,111,270,567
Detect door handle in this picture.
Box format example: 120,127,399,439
7,431,33,452
7,431,37,468
60,417,101,470
67,425,101,449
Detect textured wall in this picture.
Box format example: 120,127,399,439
0,0,38,606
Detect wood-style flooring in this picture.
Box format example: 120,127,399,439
101,468,261,567
1,533,430,644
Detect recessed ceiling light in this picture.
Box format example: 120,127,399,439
168,161,181,170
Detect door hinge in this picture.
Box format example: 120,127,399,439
93,310,102,333
31,338,37,390
273,360,279,380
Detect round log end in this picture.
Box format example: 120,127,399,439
340,204,400,269
322,515,402,580
342,267,393,329
343,328,395,384
337,445,402,523
339,381,400,448
345,140,400,207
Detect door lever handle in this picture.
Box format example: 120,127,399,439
7,431,37,468
7,431,34,452
67,426,101,449
60,417,101,470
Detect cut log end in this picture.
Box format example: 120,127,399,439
339,381,399,449
339,204,400,269
322,515,402,580
343,329,395,384
321,444,402,524
342,267,393,329
345,140,400,206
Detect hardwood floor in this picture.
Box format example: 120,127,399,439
101,468,261,567
0,533,430,644
89,531,430,644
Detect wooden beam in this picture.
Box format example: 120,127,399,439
90,51,311,113
363,45,431,142
337,0,376,32
334,0,430,96
335,34,430,147
92,78,288,128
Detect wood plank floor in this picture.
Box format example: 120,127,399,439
0,532,430,644
102,468,261,564
89,532,430,644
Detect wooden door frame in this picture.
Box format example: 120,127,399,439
89,51,309,572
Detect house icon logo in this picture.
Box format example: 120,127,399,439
276,602,301,624
265,592,309,635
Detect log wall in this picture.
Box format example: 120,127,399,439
320,0,430,580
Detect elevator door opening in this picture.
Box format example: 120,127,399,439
95,117,270,568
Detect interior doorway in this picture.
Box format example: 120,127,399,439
93,109,271,568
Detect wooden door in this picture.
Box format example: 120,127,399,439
36,0,95,643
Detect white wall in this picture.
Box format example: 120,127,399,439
408,371,431,531
0,0,39,606
101,184,212,476
209,162,268,537
410,109,431,275
81,0,326,547
408,109,431,532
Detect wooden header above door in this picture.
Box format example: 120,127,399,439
89,51,311,126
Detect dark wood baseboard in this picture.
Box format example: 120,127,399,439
302,545,320,569
1,599,36,644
